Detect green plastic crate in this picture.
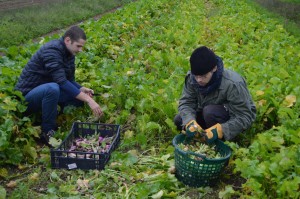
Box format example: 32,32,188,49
172,134,232,187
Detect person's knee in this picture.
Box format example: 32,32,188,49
45,83,60,97
203,105,221,128
203,105,229,127
203,105,215,118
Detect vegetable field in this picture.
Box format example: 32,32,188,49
0,0,299,198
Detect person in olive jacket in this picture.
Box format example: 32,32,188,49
15,26,103,145
174,46,256,143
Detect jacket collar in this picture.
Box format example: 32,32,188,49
59,37,73,57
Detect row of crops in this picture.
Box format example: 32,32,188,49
0,0,299,198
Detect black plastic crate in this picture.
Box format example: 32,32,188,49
50,122,120,170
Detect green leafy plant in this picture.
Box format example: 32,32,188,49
0,0,299,198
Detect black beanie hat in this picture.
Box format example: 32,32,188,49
190,46,217,75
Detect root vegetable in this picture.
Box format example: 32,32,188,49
178,142,223,159
65,134,116,158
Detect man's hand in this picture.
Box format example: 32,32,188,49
203,123,223,144
87,99,103,117
80,87,94,97
76,91,103,117
184,120,203,138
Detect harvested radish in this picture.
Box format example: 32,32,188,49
66,134,116,156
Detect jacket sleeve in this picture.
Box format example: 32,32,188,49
71,81,82,89
221,80,256,140
60,81,81,98
178,74,198,126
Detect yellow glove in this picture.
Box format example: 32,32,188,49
204,123,223,144
184,120,203,138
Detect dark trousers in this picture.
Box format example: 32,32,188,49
173,105,229,130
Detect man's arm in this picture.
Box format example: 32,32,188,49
178,73,198,126
221,81,256,140
60,81,103,117
75,92,103,117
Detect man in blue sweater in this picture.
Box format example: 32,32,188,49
15,26,103,145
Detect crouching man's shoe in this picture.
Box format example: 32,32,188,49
41,130,56,146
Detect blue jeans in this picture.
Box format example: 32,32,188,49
24,83,83,132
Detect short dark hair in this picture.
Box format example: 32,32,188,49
63,26,86,42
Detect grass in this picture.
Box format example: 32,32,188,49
0,0,299,198
0,0,299,49
250,0,300,38
0,0,134,48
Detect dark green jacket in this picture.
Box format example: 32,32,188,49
178,68,256,140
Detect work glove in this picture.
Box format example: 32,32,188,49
184,120,203,138
203,123,223,144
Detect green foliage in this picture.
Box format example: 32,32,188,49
249,0,300,38
0,0,135,48
0,73,39,164
0,0,299,198
0,185,6,199
233,125,300,198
